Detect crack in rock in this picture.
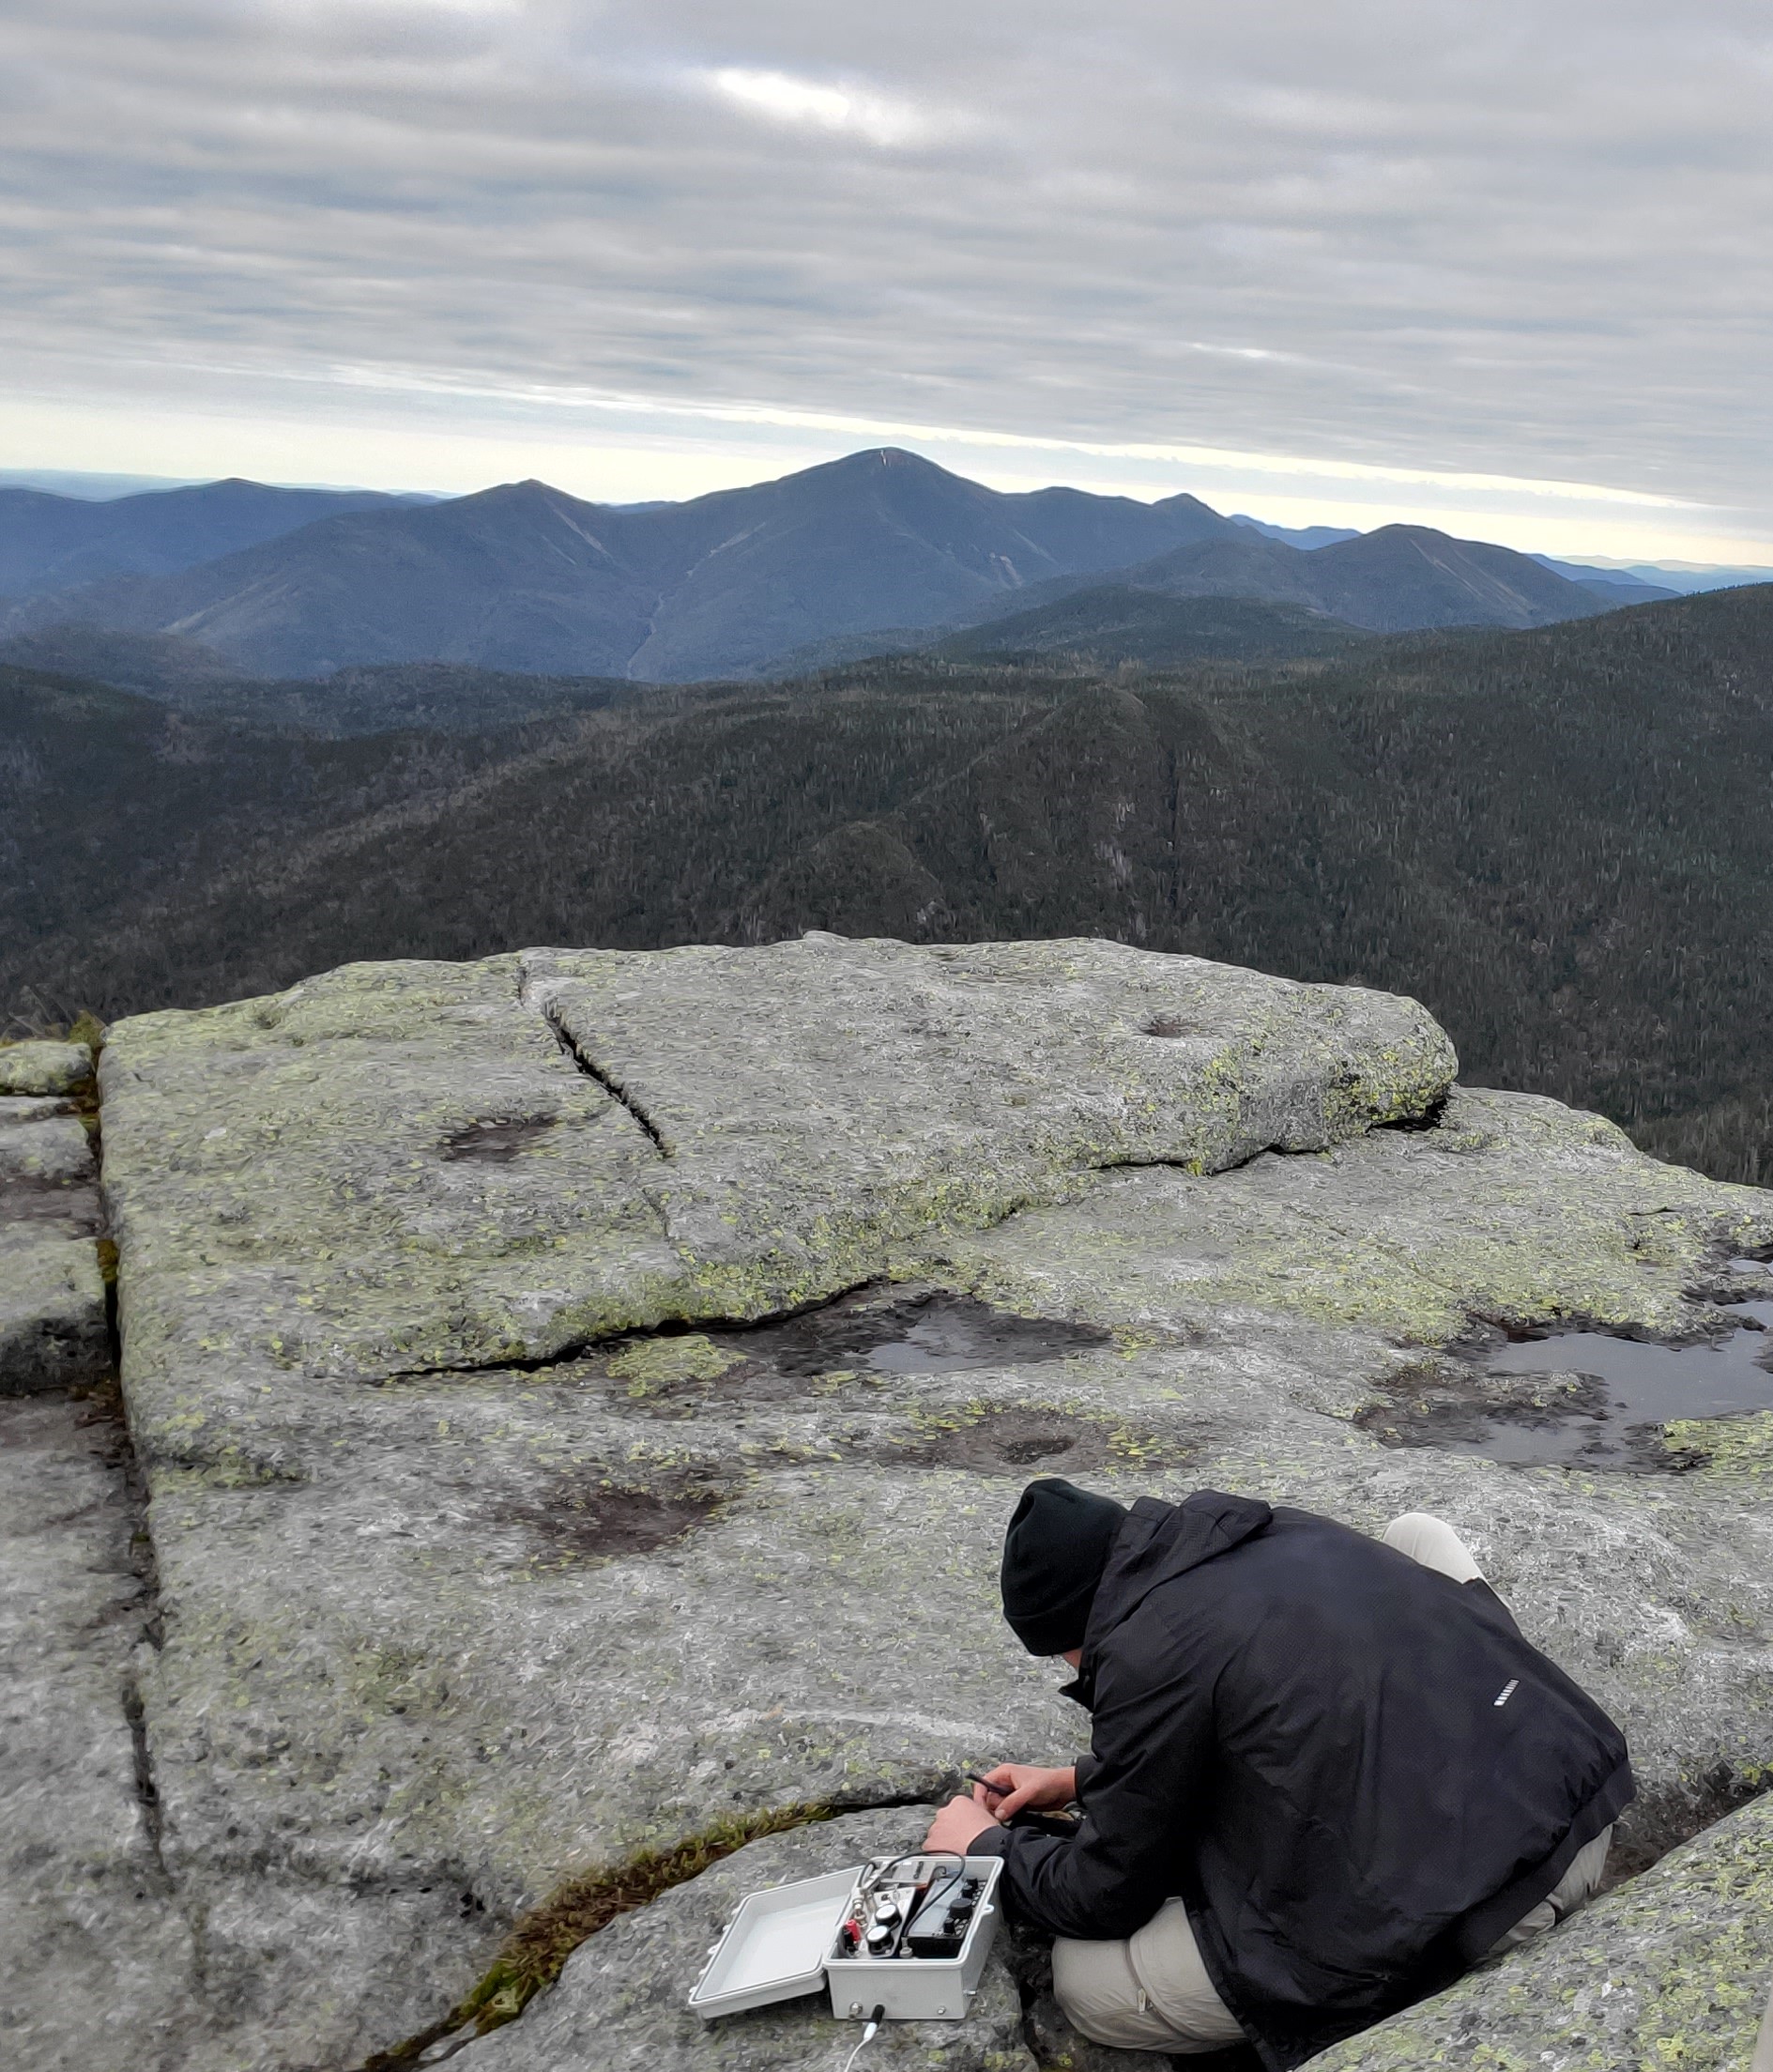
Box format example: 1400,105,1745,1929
535,998,673,1159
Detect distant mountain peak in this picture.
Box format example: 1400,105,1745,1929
805,445,957,483
1,447,1613,679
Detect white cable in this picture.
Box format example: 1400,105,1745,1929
838,2015,881,2072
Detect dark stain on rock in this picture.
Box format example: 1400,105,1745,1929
441,1116,558,1164
879,1405,1197,1479
505,1475,724,1558
1140,1014,1199,1038
1358,1362,1612,1448
895,1408,1117,1475
0,1174,102,1231
1381,1091,1451,1134
1604,1761,1773,1885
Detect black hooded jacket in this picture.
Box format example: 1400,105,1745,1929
967,1492,1633,2070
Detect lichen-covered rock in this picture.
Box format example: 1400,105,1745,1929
1,1095,107,1393
58,936,1773,2071
0,1037,95,1097
1305,1789,1773,2069
99,937,1453,1390
452,1808,1034,2072
0,1092,78,1124
0,1106,98,1187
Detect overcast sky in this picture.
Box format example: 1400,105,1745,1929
4,0,1771,558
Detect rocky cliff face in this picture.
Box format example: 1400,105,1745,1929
7,938,1773,2072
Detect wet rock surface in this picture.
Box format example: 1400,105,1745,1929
1356,1264,1773,1472
13,936,1773,2069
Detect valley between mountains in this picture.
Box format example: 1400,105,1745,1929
6,579,1773,1188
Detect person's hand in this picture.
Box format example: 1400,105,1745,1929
971,1763,1078,1821
924,1793,1000,1853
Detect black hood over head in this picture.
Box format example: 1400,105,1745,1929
1000,1478,1129,1655
1063,1489,1274,1705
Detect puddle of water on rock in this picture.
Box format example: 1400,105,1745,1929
1367,1262,1773,1470
740,1287,1111,1379
598,1288,1114,1417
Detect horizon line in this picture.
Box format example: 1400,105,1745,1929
7,455,1772,579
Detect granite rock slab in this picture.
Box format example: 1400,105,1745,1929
0,1395,199,2072
99,936,1453,1395
0,1226,110,1392
0,1106,98,1188
58,936,1773,2071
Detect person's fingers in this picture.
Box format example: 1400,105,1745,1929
994,1783,1039,1819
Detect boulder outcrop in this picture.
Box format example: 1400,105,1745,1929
10,939,1773,2071
0,1078,108,1394
0,1037,96,1097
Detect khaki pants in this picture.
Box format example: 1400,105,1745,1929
1051,1513,1613,2053
1053,1896,1246,2053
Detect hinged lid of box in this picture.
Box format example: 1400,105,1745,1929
687,1866,858,2020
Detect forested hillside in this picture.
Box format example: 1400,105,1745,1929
6,585,1771,1184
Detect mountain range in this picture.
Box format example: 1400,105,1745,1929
4,448,1628,683
0,477,432,597
1009,523,1618,633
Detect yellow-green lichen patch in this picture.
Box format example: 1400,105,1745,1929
1662,1411,1773,1480
602,1333,746,1389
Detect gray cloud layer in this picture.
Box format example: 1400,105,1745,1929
4,1,1771,537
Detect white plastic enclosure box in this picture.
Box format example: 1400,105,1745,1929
687,1855,1004,2022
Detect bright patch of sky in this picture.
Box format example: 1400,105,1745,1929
2,1,1770,559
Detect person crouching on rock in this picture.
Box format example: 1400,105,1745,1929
922,1479,1632,2068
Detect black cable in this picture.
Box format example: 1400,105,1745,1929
838,2003,888,2071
